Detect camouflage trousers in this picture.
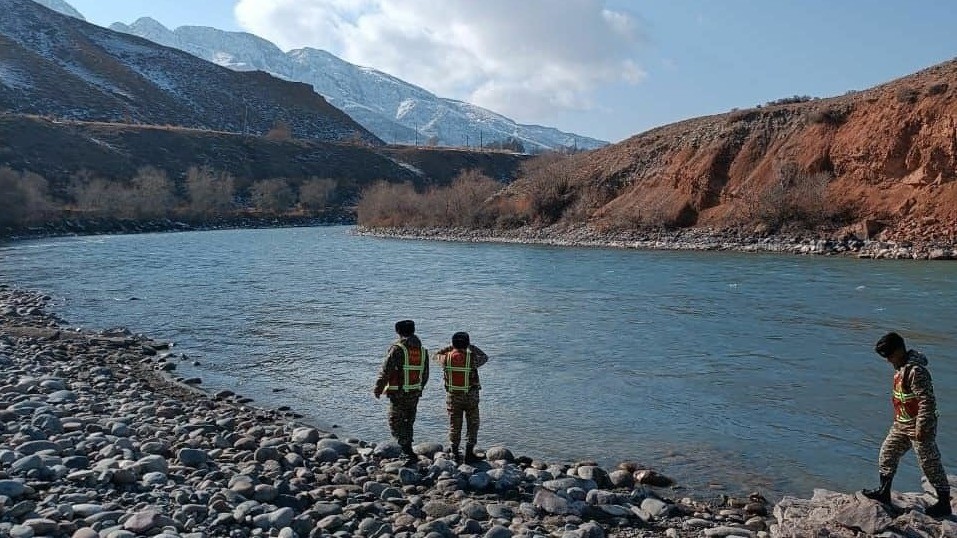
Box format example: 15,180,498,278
446,390,480,447
387,391,420,447
878,420,950,491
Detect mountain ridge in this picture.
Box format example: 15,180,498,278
1,0,379,144
108,16,607,151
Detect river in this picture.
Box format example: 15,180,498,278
1,226,955,499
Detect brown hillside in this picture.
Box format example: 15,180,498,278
502,58,957,243
0,115,525,192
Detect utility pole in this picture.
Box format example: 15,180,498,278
414,122,418,146
465,134,469,149
480,130,483,151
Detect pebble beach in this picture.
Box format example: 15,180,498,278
2,284,956,537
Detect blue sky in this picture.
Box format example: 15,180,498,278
68,0,957,143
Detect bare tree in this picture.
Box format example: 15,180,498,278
0,168,54,226
298,177,337,212
250,178,296,214
186,166,235,217
129,167,176,219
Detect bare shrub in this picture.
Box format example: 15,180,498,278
186,166,235,217
927,82,948,96
896,87,920,104
249,178,296,214
265,120,293,141
766,95,814,106
519,153,577,224
809,104,853,125
70,174,132,218
440,170,501,226
742,162,843,230
357,181,423,227
298,177,337,212
128,167,176,219
0,167,54,226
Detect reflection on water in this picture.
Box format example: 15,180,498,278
2,226,956,499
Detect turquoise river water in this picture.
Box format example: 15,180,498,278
1,226,955,499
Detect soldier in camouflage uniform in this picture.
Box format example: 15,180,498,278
373,320,429,466
862,332,951,517
434,332,488,464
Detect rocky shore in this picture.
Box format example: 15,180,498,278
2,285,956,538
354,226,957,261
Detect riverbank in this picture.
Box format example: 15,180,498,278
2,285,956,537
354,225,957,260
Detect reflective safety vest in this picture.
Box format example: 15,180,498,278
444,348,473,392
385,343,426,393
892,365,919,424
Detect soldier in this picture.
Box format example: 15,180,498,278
862,332,951,517
373,319,429,467
434,331,488,464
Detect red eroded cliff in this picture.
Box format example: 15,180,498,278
506,59,957,244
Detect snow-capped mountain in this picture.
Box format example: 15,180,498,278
109,17,608,151
2,0,379,144
29,0,83,20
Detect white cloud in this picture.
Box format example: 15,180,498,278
234,0,645,121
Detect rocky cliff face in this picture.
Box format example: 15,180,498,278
505,59,957,244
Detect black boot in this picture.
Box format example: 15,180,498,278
401,444,418,467
464,444,481,464
449,444,462,464
926,488,952,518
861,473,894,504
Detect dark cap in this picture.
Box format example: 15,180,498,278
452,331,470,350
875,332,905,358
395,320,415,337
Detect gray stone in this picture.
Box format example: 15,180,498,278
486,503,514,519
469,471,491,491
485,446,514,462
578,522,605,538
46,390,77,403
543,477,597,493
23,519,58,535
534,488,574,515
72,504,105,517
141,472,168,486
111,423,131,437
702,526,755,538
317,514,345,531
268,507,295,529
608,469,634,489
254,484,279,502
413,442,444,457
640,498,672,518
124,509,162,534
0,479,26,497
254,447,282,463
314,448,339,463
379,487,404,500
484,525,513,538
177,448,208,467
12,454,44,473
460,500,488,521
9,525,34,538
399,467,420,485
72,528,99,538
135,455,169,474
31,414,63,434
316,438,356,456
291,427,320,444
423,500,457,518
372,441,403,459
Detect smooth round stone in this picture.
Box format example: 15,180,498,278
253,484,278,502
379,487,403,501
140,441,169,455
17,440,59,455
460,500,489,521
485,504,514,519
640,498,671,518
291,427,320,444
0,479,26,498
422,500,457,518
135,455,169,474
413,442,443,457
72,528,99,538
110,423,131,437
31,414,63,434
372,442,403,459
254,447,281,463
268,507,295,529
39,378,67,391
11,455,44,473
316,439,355,456
314,448,338,463
9,524,34,538
72,504,105,518
608,470,634,489
177,448,208,467
484,525,514,538
485,446,515,462
399,467,420,485
23,519,58,535
142,472,168,486
46,390,77,403
62,456,90,470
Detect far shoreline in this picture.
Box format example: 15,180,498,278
354,224,957,261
